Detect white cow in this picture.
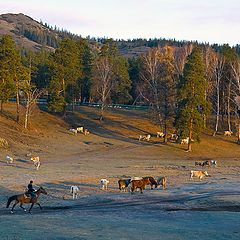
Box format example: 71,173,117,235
156,132,165,138
190,170,210,180
30,156,41,170
224,131,232,136
181,137,189,145
139,134,151,141
69,128,78,135
76,127,84,133
100,179,109,190
6,155,14,164
70,186,79,199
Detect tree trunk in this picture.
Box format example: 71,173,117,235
0,100,3,113
213,81,220,136
16,89,20,123
227,82,231,132
24,103,29,129
187,118,193,152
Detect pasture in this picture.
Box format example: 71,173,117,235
0,104,240,239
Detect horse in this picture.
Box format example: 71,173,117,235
6,187,47,214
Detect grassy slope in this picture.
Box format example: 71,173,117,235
0,103,239,161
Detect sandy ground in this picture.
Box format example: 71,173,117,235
0,106,240,239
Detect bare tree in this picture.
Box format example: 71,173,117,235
92,56,114,121
212,54,225,136
173,44,193,77
231,60,240,143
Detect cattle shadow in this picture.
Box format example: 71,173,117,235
63,109,157,146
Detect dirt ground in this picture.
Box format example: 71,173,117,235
0,105,240,239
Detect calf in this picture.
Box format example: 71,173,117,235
6,155,14,164
181,137,189,145
100,179,109,190
210,160,217,166
156,132,165,138
30,156,41,170
143,176,158,189
70,186,79,199
190,170,210,180
139,134,151,141
224,130,232,136
157,177,167,190
131,179,151,193
84,129,90,135
118,179,131,192
76,127,84,133
69,128,78,135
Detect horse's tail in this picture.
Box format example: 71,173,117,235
6,195,17,208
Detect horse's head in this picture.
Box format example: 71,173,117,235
39,187,47,195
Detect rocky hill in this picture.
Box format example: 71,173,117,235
0,13,60,52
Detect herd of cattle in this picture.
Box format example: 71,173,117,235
139,130,235,144
70,160,217,199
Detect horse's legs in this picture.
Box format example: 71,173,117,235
36,202,42,210
28,203,34,213
20,203,26,212
11,201,19,213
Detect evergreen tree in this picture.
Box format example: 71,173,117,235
175,47,210,151
0,35,23,118
48,39,82,113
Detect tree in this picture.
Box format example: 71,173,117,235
92,40,131,120
140,46,176,142
0,35,21,114
175,47,210,151
48,39,82,113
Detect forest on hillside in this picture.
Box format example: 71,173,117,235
0,34,240,150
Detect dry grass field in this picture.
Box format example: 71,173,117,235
0,103,239,240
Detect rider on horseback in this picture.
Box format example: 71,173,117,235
26,180,36,199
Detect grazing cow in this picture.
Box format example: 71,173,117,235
139,134,151,141
157,177,167,190
70,186,79,199
190,170,210,180
69,128,78,135
6,155,14,164
181,137,189,145
131,179,151,193
195,161,210,167
210,160,217,166
170,133,178,140
84,129,90,135
143,176,158,189
30,156,41,170
224,131,232,136
118,179,131,192
100,179,109,190
76,127,84,133
156,132,165,138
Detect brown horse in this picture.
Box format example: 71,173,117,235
6,187,47,214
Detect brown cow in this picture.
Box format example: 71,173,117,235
118,179,131,192
131,179,151,193
143,177,158,189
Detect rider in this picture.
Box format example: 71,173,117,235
26,180,36,199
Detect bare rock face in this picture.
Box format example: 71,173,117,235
0,137,9,149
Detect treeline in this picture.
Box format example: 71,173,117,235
0,35,240,149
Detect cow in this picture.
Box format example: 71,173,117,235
156,132,165,138
69,128,78,135
30,156,41,170
190,170,210,180
224,131,232,136
76,127,84,133
143,176,158,189
131,179,151,193
157,177,167,190
70,186,79,199
100,179,109,190
118,179,131,192
6,156,14,164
